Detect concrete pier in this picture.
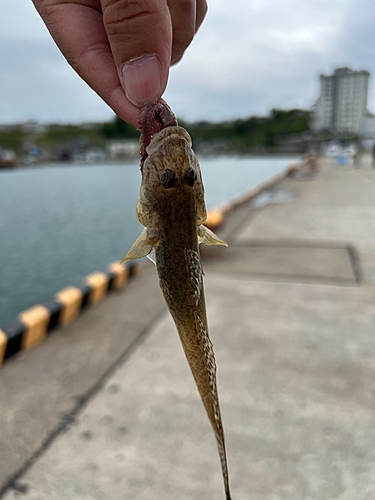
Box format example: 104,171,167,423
1,155,375,499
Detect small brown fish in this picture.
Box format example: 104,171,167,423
122,101,232,499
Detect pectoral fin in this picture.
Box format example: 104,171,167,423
198,225,228,247
147,249,156,265
121,228,160,264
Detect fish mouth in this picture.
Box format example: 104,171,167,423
146,126,192,157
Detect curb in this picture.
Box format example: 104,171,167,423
204,163,300,232
0,261,141,369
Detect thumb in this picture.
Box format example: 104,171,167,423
102,0,172,107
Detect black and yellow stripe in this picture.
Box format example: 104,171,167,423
0,261,141,368
205,211,225,231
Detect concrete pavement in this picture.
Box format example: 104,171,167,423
1,155,375,499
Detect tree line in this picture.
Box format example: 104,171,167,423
0,108,311,156
102,108,311,153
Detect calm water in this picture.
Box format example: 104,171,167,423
0,156,297,326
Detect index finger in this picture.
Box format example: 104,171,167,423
33,0,141,127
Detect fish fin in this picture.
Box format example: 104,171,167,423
147,248,157,265
120,228,158,264
198,225,228,247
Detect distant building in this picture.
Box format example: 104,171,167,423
360,112,375,149
106,139,140,160
311,67,370,136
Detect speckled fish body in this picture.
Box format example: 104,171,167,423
122,126,231,500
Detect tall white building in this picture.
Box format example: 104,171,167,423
312,67,370,135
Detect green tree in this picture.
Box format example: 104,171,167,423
101,116,139,139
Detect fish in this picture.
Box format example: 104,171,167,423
121,103,232,500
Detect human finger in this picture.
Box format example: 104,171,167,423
195,0,208,31
101,0,172,107
33,0,141,127
167,0,196,65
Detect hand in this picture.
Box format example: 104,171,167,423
32,0,207,128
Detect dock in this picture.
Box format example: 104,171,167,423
1,155,375,499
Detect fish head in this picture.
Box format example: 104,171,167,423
136,126,207,227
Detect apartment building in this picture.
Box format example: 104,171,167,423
312,67,370,135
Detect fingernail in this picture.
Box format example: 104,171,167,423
122,54,163,107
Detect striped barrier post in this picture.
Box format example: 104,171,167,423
54,287,83,326
19,305,50,351
0,261,141,369
0,329,7,366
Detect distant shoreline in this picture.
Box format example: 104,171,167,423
0,152,301,172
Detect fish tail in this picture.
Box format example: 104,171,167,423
194,314,232,499
176,313,232,498
215,426,232,499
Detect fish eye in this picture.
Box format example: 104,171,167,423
161,169,178,189
185,167,197,187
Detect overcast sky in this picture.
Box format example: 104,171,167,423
1,0,375,124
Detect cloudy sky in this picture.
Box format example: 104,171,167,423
1,0,375,124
